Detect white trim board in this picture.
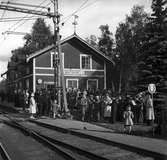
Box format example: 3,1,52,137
35,73,104,78
33,58,36,93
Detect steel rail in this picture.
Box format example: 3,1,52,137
4,119,109,160
2,119,77,160
29,120,166,160
0,143,12,160
0,108,165,160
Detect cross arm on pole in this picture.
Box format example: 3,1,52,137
0,4,54,17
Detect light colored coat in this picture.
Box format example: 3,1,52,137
29,97,36,114
123,111,134,126
103,96,112,117
145,97,155,120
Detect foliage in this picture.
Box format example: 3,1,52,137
98,24,114,57
85,35,98,48
23,18,53,54
137,0,167,107
12,18,53,63
10,18,53,76
114,5,148,95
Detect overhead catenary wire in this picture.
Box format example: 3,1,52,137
0,17,49,22
60,0,89,23
11,1,52,32
0,16,40,20
0,0,9,20
6,0,49,32
1,1,50,9
60,0,100,26
0,0,51,45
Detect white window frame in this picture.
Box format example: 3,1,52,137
19,81,22,88
50,51,55,68
80,54,92,70
66,79,78,89
26,79,30,89
87,79,98,90
51,51,64,69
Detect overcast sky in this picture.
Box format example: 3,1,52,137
0,0,152,81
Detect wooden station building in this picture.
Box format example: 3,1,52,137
5,34,114,93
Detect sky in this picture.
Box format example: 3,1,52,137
0,0,152,81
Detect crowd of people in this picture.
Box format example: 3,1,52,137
0,88,155,133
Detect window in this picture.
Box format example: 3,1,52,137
51,52,64,68
47,84,54,91
87,79,98,90
51,51,57,68
26,79,29,89
81,55,91,69
26,67,30,74
66,79,78,89
19,81,22,88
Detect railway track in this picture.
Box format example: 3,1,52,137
0,109,166,160
2,115,157,160
0,115,90,160
0,143,11,160
27,120,166,160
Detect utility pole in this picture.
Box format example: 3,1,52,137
53,0,69,115
53,0,61,108
0,1,69,116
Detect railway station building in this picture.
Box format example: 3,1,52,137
5,34,114,93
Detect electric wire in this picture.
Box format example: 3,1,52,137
60,0,99,26
60,0,90,26
0,0,9,20
0,17,48,22
7,0,49,32
0,0,50,46
11,1,51,32
0,0,10,45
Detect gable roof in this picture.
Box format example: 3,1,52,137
27,34,115,65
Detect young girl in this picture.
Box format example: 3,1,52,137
52,99,60,118
123,105,134,134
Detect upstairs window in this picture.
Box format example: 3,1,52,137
81,55,91,69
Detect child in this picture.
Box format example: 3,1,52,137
123,105,134,134
52,99,60,118
80,92,88,121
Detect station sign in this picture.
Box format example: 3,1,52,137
148,83,156,94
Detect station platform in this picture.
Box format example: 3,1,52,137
1,101,167,158
31,117,167,159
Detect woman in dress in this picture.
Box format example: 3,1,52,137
29,93,37,119
103,93,112,122
145,93,155,126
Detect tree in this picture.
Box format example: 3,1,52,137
137,0,167,107
11,18,53,60
85,34,98,48
23,18,53,54
98,24,114,57
10,18,54,81
115,5,148,95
